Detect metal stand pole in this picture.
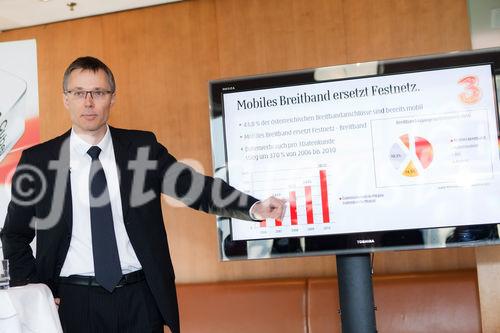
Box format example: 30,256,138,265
336,253,377,333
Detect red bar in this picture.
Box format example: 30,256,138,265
260,220,266,228
320,170,330,223
289,191,298,225
305,186,314,224
275,219,282,227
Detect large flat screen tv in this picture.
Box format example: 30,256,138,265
209,48,500,260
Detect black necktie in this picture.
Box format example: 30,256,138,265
87,146,122,292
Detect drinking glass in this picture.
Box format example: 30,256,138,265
0,259,9,289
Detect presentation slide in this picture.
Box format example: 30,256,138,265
222,64,500,240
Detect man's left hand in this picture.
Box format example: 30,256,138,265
250,197,286,220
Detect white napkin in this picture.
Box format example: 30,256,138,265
0,290,17,318
0,290,22,333
6,284,62,333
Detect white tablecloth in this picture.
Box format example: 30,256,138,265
0,284,62,333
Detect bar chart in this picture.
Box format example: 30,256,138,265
234,164,335,239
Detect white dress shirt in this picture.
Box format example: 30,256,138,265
59,126,142,277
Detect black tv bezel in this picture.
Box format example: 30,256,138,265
209,48,500,258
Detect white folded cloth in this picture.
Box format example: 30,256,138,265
0,284,62,333
0,289,22,333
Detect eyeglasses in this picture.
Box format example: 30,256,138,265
64,90,113,100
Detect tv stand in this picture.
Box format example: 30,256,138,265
336,253,377,333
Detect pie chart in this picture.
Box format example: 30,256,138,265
390,134,433,177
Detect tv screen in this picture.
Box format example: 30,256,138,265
209,48,500,260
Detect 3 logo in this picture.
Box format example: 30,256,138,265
458,75,481,104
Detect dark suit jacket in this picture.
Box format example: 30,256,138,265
1,126,258,333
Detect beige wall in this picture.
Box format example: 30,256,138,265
0,0,474,283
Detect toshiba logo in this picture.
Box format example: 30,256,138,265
357,239,375,244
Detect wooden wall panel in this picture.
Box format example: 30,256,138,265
214,0,347,77
343,0,471,63
0,0,475,284
475,246,500,332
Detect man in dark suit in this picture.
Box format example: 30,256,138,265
0,56,285,333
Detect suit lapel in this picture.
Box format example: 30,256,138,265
109,126,132,220
46,130,73,232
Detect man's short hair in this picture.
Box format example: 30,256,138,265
63,56,116,92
